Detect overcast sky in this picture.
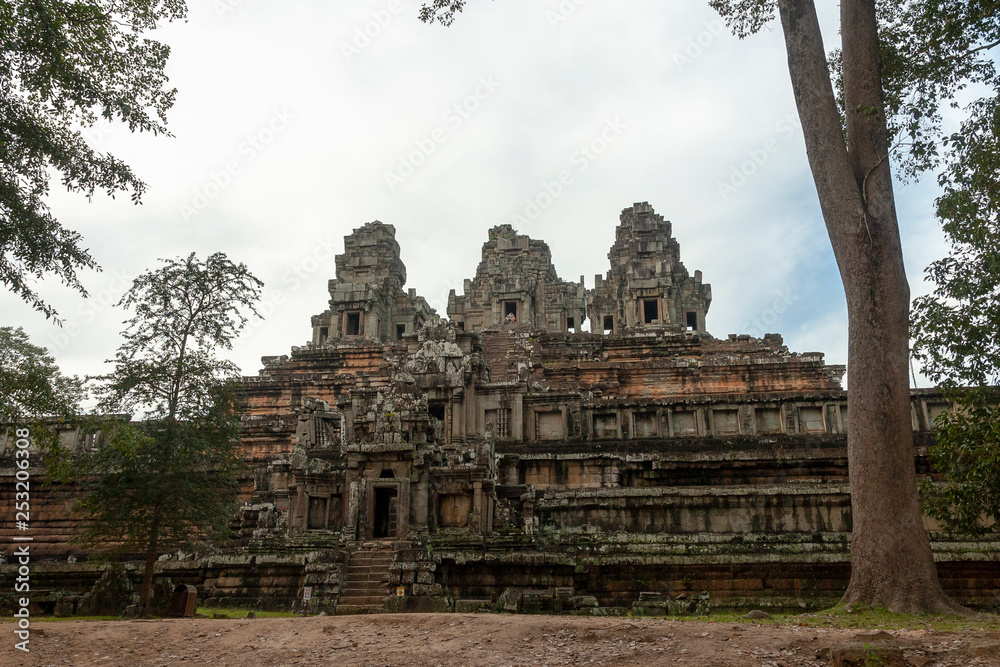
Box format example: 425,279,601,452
4,0,950,388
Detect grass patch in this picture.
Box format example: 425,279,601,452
195,607,297,618
697,604,1000,632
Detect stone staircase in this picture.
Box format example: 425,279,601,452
336,544,395,614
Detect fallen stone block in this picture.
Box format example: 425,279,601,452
831,642,906,667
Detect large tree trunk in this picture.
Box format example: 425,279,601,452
776,0,960,612
139,516,160,616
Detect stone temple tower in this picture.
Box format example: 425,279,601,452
310,221,435,345
587,202,712,334
446,224,587,333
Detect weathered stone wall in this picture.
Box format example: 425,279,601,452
3,207,997,616
0,556,327,615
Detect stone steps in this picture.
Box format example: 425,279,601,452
337,547,395,614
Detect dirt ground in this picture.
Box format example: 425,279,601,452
8,613,1000,667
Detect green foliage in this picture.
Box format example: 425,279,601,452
92,252,263,420
0,326,84,444
918,390,1000,535
74,394,244,557
862,644,889,667
73,251,261,609
418,0,470,25
911,104,1000,391
711,0,1000,189
907,35,1000,535
706,0,776,39
869,1,999,180
0,0,187,320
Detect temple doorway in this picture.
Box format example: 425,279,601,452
373,486,398,538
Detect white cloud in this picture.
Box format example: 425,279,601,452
3,0,949,386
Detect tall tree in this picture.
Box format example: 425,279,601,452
0,326,83,445
771,0,949,612
0,0,186,320
416,0,995,612
75,252,261,613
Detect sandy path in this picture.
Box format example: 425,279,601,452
8,613,1000,666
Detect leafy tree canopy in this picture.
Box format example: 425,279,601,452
74,251,261,612
918,390,1000,536
0,0,187,320
93,252,263,420
707,0,1000,175
0,325,83,443
910,83,1000,536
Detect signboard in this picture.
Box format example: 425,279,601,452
396,586,405,597
303,586,313,601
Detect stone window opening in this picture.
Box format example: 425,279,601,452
396,324,406,340
319,326,328,343
603,315,613,334
503,300,519,323
686,311,697,331
379,468,395,479
497,408,510,439
429,403,446,422
315,415,342,447
486,407,511,439
642,299,658,324
345,311,362,336
566,316,575,331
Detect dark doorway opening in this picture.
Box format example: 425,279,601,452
396,324,406,340
686,311,698,330
643,299,658,324
603,315,613,334
346,311,361,336
566,316,575,331
374,487,397,538
503,301,518,320
428,403,445,421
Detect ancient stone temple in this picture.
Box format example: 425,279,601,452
3,202,996,616
225,202,987,614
